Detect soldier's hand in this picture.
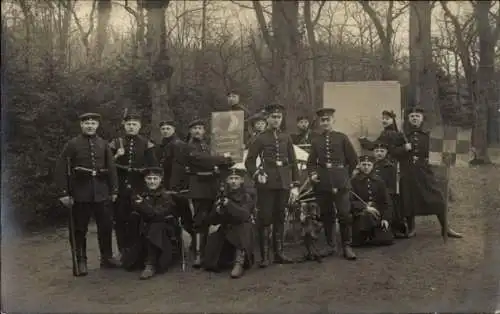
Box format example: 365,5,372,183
135,195,143,203
111,194,118,202
290,187,299,203
381,220,389,230
116,148,125,157
404,143,412,151
223,152,231,158
257,174,267,184
311,173,319,183
214,165,220,173
59,196,74,208
366,206,379,215
222,197,229,206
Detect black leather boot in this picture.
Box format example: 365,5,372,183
273,224,293,264
192,233,202,268
340,224,356,260
406,216,416,238
258,226,271,268
230,250,245,279
140,264,156,280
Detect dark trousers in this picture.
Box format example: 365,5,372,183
256,188,290,227
69,202,114,261
315,190,353,246
114,192,133,252
145,241,160,265
192,199,215,255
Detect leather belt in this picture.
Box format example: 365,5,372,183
73,166,108,177
116,164,145,172
320,163,344,169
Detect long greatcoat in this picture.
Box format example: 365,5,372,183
121,189,181,271
202,187,256,271
393,126,446,217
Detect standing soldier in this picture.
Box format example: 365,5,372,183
291,115,313,153
109,110,158,255
55,112,121,276
307,108,358,260
245,103,300,267
185,118,234,268
157,120,192,234
246,112,268,146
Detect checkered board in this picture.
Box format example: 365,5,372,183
428,126,472,167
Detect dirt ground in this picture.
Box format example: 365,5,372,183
2,166,500,313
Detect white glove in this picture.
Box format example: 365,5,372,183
404,143,412,151
59,196,74,208
208,224,221,234
310,173,319,183
115,147,125,157
366,206,379,216
289,187,299,203
257,174,267,184
381,219,389,229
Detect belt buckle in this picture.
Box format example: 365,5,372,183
91,170,97,176
276,161,283,166
326,163,332,168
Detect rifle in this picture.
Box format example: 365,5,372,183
66,157,81,276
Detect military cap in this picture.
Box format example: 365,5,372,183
143,167,164,177
373,141,388,150
227,167,246,178
249,112,268,124
79,112,101,121
315,108,336,117
265,103,285,114
188,118,205,129
227,90,240,96
382,110,396,118
159,120,176,128
123,110,142,122
296,115,310,122
359,155,375,163
407,106,424,115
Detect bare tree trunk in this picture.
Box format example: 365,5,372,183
304,1,323,109
95,0,112,64
473,1,494,161
145,0,173,142
409,1,439,127
58,0,73,69
18,0,35,70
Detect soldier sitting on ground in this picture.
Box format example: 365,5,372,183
351,155,394,247
202,167,256,279
121,167,183,280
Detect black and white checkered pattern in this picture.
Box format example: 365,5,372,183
429,126,472,167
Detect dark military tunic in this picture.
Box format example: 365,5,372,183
350,172,393,246
203,187,256,271
157,135,188,191
56,134,119,202
245,128,299,226
121,189,181,271
393,126,447,217
109,135,158,192
373,158,403,228
291,129,312,153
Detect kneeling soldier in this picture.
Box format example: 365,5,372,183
351,155,394,246
122,167,182,280
203,168,256,278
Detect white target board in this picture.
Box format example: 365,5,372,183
323,81,402,154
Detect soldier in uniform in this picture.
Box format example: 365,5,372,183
372,141,404,237
157,120,192,233
55,113,121,276
109,111,159,254
185,118,234,268
394,106,463,238
245,103,300,267
122,167,182,280
351,155,394,246
291,115,312,153
246,112,268,145
307,108,358,260
203,168,256,279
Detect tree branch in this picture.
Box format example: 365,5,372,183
358,1,388,44
252,0,273,49
312,0,327,27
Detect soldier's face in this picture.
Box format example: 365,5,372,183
319,116,334,130
145,175,162,190
408,113,423,126
359,161,374,174
226,175,244,190
190,125,205,139
254,120,267,132
267,113,283,129
381,115,393,127
80,120,99,135
227,93,240,105
124,120,141,135
160,125,175,138
373,148,388,160
297,119,309,130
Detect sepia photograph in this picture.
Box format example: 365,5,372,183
1,0,500,313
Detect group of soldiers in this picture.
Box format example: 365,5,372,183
55,91,464,281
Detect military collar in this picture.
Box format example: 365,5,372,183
227,186,246,200
82,133,98,138
355,172,376,180
145,188,163,196
375,158,391,166
161,135,178,145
